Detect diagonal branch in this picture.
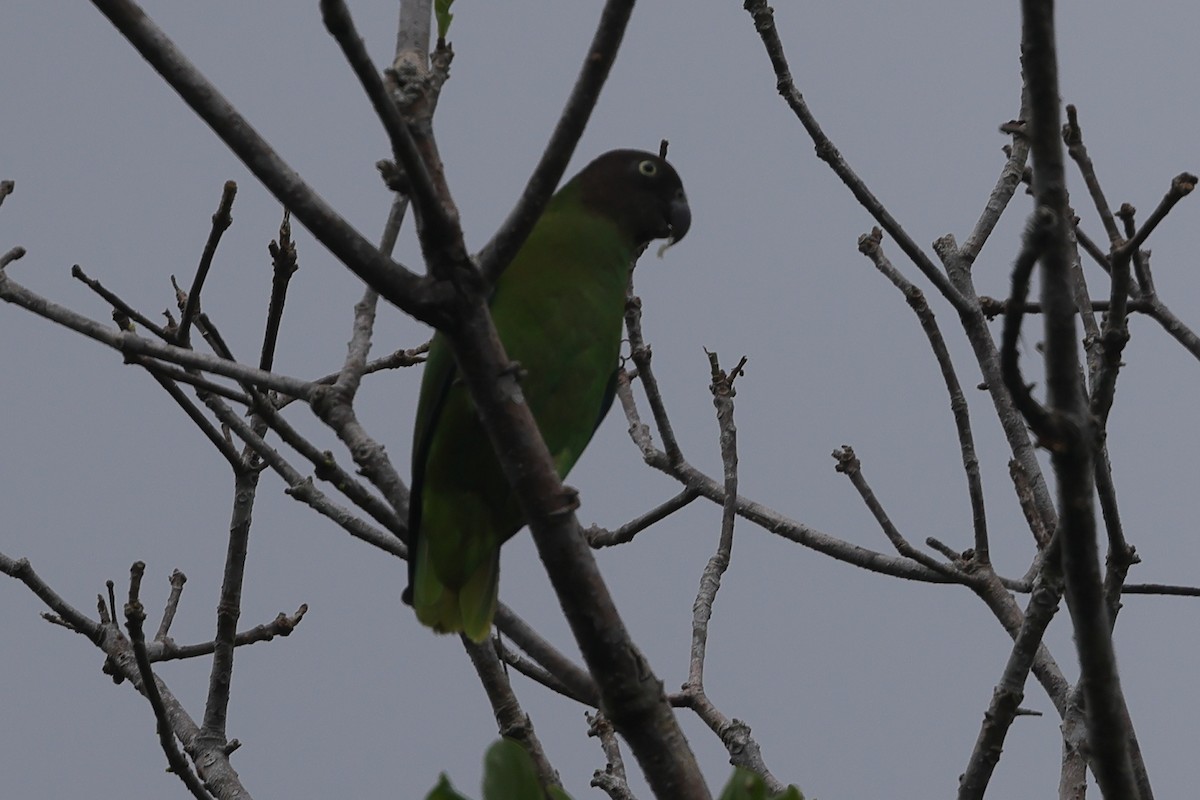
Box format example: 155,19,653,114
0,269,315,397
741,0,972,316
462,637,562,793
176,181,237,347
476,0,638,285
88,0,444,323
859,229,990,563
958,538,1064,800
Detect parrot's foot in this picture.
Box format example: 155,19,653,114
499,360,528,382
549,485,581,516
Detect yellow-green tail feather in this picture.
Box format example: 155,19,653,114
413,531,499,642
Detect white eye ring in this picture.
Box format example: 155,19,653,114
638,160,658,177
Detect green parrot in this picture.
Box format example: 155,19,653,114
406,149,690,641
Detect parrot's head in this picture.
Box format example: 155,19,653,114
577,149,691,248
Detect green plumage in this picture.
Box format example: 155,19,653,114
408,149,690,641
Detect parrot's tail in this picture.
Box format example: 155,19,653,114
413,539,499,643
457,553,500,643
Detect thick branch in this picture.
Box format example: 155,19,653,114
1021,2,1139,795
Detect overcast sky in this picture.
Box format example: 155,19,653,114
4,2,1200,798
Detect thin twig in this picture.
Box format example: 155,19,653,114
684,353,743,692
1143,292,1200,360
461,637,561,792
88,0,444,323
124,562,212,799
625,292,684,465
176,181,237,347
476,0,638,285
1121,172,1197,256
978,296,1153,319
334,196,409,397
832,447,960,578
72,264,170,339
1062,104,1121,246
140,360,251,405
588,712,637,800
155,569,187,641
999,211,1056,435
494,605,599,708
859,229,990,562
494,638,587,704
617,367,963,584
675,691,786,794
151,369,243,468
313,197,414,523
320,0,451,255
0,552,251,796
199,466,257,746
586,487,700,547
664,458,957,584
0,553,103,641
742,0,972,316
260,209,298,373
934,234,1059,539
152,606,307,663
265,395,405,533
958,544,1064,799
0,269,316,397
960,126,1030,264
203,392,405,556
615,367,661,463
0,246,25,269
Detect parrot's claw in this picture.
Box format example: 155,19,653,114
499,360,527,382
549,485,581,516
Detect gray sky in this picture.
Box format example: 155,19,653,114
3,1,1200,798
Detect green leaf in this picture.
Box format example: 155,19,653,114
435,0,455,40
719,769,766,800
425,774,472,800
718,768,805,800
482,739,544,800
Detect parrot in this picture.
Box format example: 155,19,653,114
405,149,690,641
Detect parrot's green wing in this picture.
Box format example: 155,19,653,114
407,149,690,641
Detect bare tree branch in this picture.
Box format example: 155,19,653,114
0,270,316,397
88,0,444,323
625,291,685,465
462,636,562,793
586,487,700,548
1019,2,1139,795
477,0,639,285
124,562,213,799
741,0,973,316
588,712,638,800
260,209,298,373
959,539,1064,800
832,446,960,578
859,229,990,563
176,181,237,347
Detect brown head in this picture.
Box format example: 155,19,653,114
572,149,691,247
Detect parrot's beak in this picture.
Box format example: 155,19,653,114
668,189,691,244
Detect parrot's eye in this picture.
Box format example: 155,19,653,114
637,160,658,177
